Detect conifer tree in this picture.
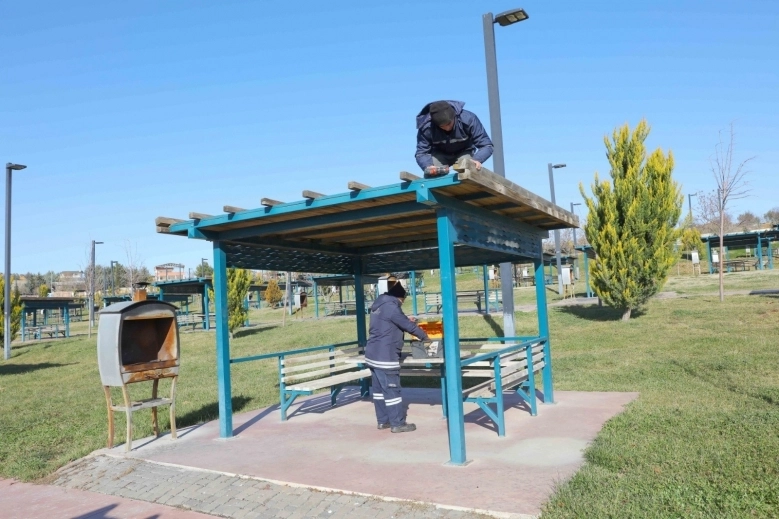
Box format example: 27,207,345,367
227,268,251,336
0,276,23,343
580,120,682,320
264,279,283,308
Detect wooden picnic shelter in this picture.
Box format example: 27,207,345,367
20,296,76,341
701,228,779,273
156,162,577,464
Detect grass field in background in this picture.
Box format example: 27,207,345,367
2,269,779,517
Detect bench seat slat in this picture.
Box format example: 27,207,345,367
283,363,356,383
282,347,361,365
286,368,371,392
282,355,360,374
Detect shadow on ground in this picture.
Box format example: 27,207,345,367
556,304,646,321
176,396,252,428
0,362,74,376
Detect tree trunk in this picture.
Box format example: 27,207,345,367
621,308,632,321
719,211,725,302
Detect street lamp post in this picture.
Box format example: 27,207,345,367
688,192,698,222
548,163,566,296
483,7,528,337
110,260,119,296
89,240,104,338
570,202,582,248
4,163,26,360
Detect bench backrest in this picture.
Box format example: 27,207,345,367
280,345,364,386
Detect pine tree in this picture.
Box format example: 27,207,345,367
580,120,682,320
264,279,283,308
227,268,251,336
0,276,23,344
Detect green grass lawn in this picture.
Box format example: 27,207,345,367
2,270,779,517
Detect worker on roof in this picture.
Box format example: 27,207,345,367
415,100,494,178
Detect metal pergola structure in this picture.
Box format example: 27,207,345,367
574,245,596,297
156,164,577,464
19,296,76,340
310,274,381,318
701,228,779,273
153,278,213,329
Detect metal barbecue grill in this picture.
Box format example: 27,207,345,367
97,298,179,451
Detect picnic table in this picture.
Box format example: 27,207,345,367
713,259,749,273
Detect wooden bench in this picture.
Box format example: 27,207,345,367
423,291,491,314
35,326,67,339
423,293,443,313
176,313,204,330
461,340,548,436
279,344,370,420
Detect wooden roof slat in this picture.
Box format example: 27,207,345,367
224,205,247,214
302,190,325,199
155,217,184,227
189,212,213,220
400,171,421,182
348,181,370,191
261,198,284,207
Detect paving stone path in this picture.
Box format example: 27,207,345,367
53,455,504,519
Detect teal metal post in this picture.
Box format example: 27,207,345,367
44,309,48,325
64,304,70,338
482,265,489,313
203,283,210,330
213,241,233,438
158,287,164,301
353,263,367,347
313,280,319,319
20,310,25,342
244,296,249,327
534,254,554,404
768,240,774,269
436,209,467,465
410,270,418,316
707,240,714,274
583,254,592,297
757,235,763,270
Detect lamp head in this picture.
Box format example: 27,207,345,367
6,163,26,171
552,164,567,169
494,8,529,26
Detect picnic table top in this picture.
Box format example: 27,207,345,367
343,351,471,366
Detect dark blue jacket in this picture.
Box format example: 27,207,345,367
365,294,429,372
415,100,494,171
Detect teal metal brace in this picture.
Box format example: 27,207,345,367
707,240,714,274
482,265,489,313
244,296,249,327
437,208,467,465
768,239,774,269
203,283,210,330
213,241,234,438
20,311,25,342
757,235,763,270
313,280,319,319
534,255,554,404
410,270,418,316
64,304,70,338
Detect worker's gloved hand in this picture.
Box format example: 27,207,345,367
424,165,449,177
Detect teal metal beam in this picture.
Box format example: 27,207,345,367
482,265,489,313
313,280,319,319
353,258,367,347
410,270,418,316
707,240,714,274
534,253,554,404
169,175,461,236
213,241,233,438
757,235,763,270
437,208,467,465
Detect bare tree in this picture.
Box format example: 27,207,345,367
123,240,147,290
695,191,736,235
764,207,779,226
710,123,754,302
736,211,761,232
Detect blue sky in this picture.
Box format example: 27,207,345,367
3,0,777,274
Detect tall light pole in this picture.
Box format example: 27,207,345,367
110,260,119,296
483,7,528,337
89,240,103,338
4,163,26,360
570,202,582,248
548,163,566,296
688,192,698,223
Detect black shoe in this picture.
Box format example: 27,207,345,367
391,423,416,433
377,422,391,430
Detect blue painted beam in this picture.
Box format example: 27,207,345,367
169,175,461,236
229,236,358,256
353,258,367,347
410,270,418,316
437,208,467,465
534,253,554,404
213,241,233,438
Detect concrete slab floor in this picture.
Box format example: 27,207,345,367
108,389,638,518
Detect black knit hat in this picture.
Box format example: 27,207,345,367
387,282,407,298
429,101,455,127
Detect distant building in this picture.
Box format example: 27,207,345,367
155,263,185,281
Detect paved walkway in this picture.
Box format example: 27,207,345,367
53,455,491,519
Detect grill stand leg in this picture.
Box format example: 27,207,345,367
169,376,178,440
121,384,133,452
103,386,114,449
151,379,159,437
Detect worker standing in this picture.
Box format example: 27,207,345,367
365,282,430,433
415,100,494,178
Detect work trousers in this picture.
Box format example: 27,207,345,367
370,368,406,427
